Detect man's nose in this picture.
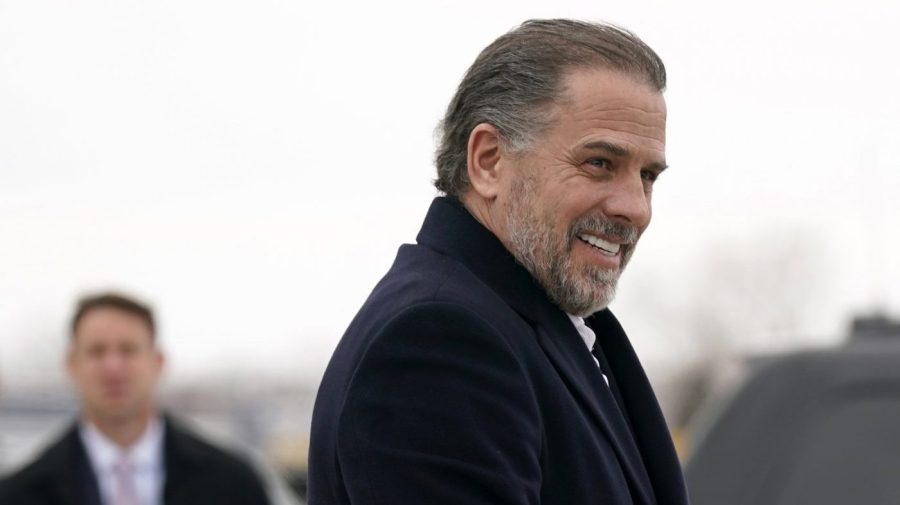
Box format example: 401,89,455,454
99,351,128,371
600,172,651,230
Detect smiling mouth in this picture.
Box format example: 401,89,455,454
577,233,621,256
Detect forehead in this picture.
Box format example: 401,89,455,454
549,67,667,154
73,307,154,345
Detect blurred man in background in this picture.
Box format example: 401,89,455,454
0,292,270,505
309,19,688,505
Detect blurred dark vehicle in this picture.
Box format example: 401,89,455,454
685,315,900,505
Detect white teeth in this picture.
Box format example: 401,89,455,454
578,234,620,254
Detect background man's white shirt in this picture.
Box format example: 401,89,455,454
80,417,165,505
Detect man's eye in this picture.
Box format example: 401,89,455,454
641,170,659,183
587,158,612,170
86,347,105,359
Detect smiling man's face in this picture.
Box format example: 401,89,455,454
497,67,667,316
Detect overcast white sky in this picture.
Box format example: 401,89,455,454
2,0,899,390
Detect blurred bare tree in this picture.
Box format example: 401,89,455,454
690,228,828,353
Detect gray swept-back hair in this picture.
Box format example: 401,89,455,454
434,19,666,198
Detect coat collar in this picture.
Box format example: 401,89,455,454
415,196,559,326
49,414,211,504
161,414,207,502
416,197,662,504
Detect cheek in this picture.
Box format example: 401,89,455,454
642,202,653,230
140,362,162,382
79,371,105,391
554,190,598,224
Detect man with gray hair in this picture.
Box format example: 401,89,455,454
309,19,689,505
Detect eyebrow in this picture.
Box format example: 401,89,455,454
582,140,669,172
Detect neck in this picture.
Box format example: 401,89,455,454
85,407,156,448
459,193,505,243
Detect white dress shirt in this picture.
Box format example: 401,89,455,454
567,313,610,386
80,417,165,505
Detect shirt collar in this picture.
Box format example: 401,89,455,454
79,416,165,472
567,313,597,352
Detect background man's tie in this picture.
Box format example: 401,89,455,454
113,456,140,505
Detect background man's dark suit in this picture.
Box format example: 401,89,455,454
308,198,688,504
0,416,269,505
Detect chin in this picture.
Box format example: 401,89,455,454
91,402,138,421
569,297,613,318
573,269,619,312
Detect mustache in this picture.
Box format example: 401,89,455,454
567,214,638,245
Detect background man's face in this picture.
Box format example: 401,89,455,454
67,307,163,424
497,67,667,316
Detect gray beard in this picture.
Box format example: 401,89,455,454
504,177,637,317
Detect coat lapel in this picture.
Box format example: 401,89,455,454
588,312,690,505
162,416,200,505
534,311,656,505
45,424,102,505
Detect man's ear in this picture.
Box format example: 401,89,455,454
154,349,165,374
466,123,505,199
